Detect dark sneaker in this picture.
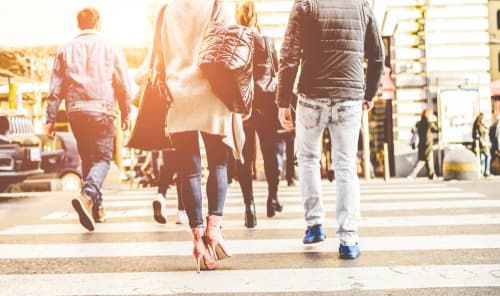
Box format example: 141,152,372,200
327,170,335,182
302,224,326,244
71,194,95,231
339,243,360,259
152,194,167,224
93,205,106,223
266,197,283,218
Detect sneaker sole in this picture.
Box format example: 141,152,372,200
152,200,166,224
72,199,95,231
339,253,360,259
303,236,326,245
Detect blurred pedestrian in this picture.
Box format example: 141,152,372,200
473,113,491,177
408,108,439,180
153,150,188,225
134,31,187,226
489,114,500,163
277,129,296,185
154,1,244,272
46,7,132,231
235,1,283,229
276,0,384,259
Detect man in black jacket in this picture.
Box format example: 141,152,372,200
276,0,384,259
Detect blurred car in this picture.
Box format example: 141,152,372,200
0,114,43,192
30,133,82,192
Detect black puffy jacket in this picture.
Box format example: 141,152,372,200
276,0,384,107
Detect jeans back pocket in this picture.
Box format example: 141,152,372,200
297,99,322,129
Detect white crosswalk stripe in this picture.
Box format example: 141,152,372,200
1,180,499,295
2,265,500,295
2,235,500,259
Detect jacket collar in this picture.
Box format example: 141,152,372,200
77,29,100,37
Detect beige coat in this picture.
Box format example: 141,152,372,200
160,0,244,159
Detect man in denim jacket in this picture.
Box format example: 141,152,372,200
46,7,132,231
277,0,384,259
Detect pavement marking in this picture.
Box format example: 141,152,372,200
39,204,500,226
1,234,500,258
0,264,499,295
72,199,500,211
104,191,484,201
2,234,500,259
8,214,500,234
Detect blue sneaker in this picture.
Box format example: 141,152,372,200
339,243,360,259
302,224,326,244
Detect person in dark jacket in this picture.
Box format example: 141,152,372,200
408,108,439,180
235,1,283,229
490,115,500,163
46,7,132,231
473,113,491,177
276,0,384,259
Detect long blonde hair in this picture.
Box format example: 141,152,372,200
236,1,258,29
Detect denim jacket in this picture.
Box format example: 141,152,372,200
46,30,132,123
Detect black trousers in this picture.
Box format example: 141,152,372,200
236,114,279,204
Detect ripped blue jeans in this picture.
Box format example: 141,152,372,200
295,95,362,246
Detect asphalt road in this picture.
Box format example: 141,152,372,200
0,177,500,295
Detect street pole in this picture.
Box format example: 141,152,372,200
384,142,390,181
362,109,370,180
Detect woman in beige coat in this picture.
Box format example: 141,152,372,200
159,0,244,272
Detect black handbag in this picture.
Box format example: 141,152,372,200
198,0,254,114
127,5,174,151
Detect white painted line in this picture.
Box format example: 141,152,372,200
258,187,463,193
104,191,485,201
93,200,500,212
5,214,500,234
1,264,499,295
1,234,500,259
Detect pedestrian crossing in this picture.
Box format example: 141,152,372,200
1,179,500,295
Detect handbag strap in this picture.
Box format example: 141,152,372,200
209,0,222,22
149,4,168,79
150,4,174,102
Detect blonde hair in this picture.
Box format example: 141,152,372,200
236,1,257,28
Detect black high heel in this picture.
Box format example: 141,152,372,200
244,200,257,228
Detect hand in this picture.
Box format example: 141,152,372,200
362,100,374,111
46,122,56,139
121,120,129,131
278,107,294,130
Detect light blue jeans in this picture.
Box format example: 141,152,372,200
295,95,362,246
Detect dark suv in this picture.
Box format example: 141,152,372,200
0,114,43,192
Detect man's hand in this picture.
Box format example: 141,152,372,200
362,99,374,111
46,122,56,139
278,107,294,130
121,120,129,131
